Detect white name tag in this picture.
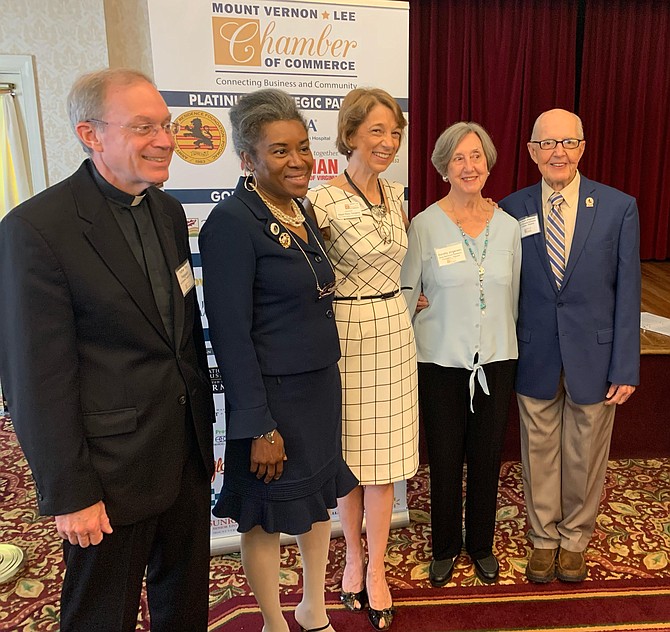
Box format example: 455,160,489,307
435,242,466,266
336,201,363,220
175,259,195,296
519,214,541,238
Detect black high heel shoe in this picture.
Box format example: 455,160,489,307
299,616,332,632
340,585,368,612
368,604,395,630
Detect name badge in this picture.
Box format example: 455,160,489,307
519,214,541,238
435,242,466,266
175,259,195,296
336,201,363,220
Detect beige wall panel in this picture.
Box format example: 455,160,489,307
104,0,153,77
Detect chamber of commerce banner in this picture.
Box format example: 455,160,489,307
148,0,409,554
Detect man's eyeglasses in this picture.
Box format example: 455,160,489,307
87,119,180,137
529,138,584,150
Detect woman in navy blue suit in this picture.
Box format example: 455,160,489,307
200,89,357,632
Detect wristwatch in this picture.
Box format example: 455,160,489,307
253,429,276,444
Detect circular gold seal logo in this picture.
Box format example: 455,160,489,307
174,110,226,165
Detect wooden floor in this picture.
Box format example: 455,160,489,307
641,261,670,354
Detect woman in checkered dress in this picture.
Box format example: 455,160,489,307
306,88,418,631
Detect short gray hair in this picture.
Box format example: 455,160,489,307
431,121,497,177
67,68,154,155
229,89,308,159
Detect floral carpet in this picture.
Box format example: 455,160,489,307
1,414,670,631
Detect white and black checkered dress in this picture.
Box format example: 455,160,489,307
307,180,419,484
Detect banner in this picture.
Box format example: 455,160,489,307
148,0,410,554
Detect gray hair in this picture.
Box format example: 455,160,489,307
431,121,497,177
530,109,584,140
67,68,154,155
229,89,308,159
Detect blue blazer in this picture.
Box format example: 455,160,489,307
500,176,640,404
199,178,341,440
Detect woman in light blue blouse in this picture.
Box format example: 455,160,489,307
401,122,521,587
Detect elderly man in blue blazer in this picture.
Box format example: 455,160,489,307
500,109,640,584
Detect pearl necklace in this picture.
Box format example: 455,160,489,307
456,218,490,313
256,189,305,227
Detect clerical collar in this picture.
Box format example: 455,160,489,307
89,160,147,207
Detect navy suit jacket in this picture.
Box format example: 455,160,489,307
199,178,341,440
0,161,215,524
500,176,640,404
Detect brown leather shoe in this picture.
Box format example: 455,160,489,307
557,549,587,582
526,547,558,583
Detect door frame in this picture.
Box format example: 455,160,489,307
0,54,47,193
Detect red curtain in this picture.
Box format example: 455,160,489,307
408,0,578,217
579,0,670,260
408,0,670,259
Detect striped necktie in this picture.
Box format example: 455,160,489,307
546,191,566,289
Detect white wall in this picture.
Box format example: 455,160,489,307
0,0,153,187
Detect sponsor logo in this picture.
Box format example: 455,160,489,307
210,516,238,528
209,367,225,393
187,217,200,237
311,157,339,182
174,110,226,165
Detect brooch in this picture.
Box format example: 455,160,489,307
270,222,280,235
279,232,291,249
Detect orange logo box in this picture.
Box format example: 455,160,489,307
212,17,262,66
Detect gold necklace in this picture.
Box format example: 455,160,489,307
256,189,305,227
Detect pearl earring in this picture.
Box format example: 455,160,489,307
442,175,449,182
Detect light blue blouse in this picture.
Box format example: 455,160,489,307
401,203,521,409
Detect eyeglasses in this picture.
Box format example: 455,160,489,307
87,119,180,137
291,220,345,300
529,138,584,150
317,277,345,300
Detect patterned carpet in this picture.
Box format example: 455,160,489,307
2,413,670,631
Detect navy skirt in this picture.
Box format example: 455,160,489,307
213,363,358,534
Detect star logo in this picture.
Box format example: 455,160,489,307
322,10,330,19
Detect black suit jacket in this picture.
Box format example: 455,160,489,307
0,161,215,525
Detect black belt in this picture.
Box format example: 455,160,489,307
333,289,400,301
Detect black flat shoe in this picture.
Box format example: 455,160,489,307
429,556,456,587
473,553,499,583
340,585,368,612
368,605,395,630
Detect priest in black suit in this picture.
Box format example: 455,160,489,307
0,68,215,632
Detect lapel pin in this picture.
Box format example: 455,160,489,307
279,232,291,249
270,222,280,235
585,197,594,208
